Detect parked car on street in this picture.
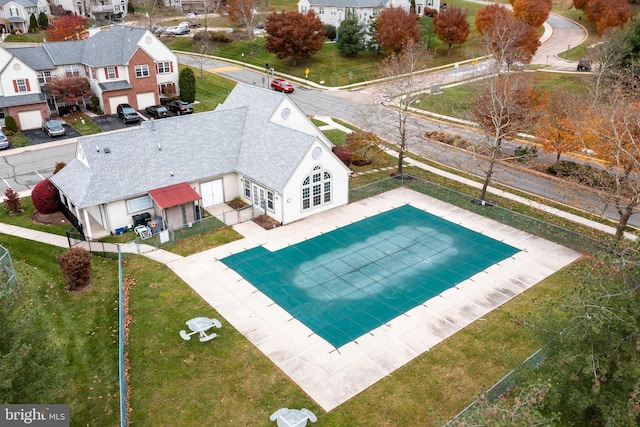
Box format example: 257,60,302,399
167,100,193,115
145,105,169,119
41,119,66,137
117,104,141,124
270,78,294,93
167,26,190,35
0,130,9,149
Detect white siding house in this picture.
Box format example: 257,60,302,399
298,0,439,27
0,0,49,33
50,83,351,238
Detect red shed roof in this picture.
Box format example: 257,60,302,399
148,182,201,209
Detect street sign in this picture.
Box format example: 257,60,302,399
305,68,310,76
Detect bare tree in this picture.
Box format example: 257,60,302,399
470,14,543,202
378,42,432,177
228,0,262,55
473,70,542,201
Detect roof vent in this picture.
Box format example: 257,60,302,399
104,147,111,153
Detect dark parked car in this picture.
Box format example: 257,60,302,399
577,58,592,72
167,100,193,115
117,103,140,124
0,130,9,150
145,105,169,119
270,78,294,93
41,119,66,137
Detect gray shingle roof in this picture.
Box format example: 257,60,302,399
1,0,38,6
79,25,147,67
0,92,45,107
50,83,318,208
6,46,55,71
99,80,132,91
38,25,147,68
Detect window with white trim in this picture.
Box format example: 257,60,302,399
267,191,274,211
65,65,80,77
302,166,331,210
244,179,251,198
301,5,307,12
15,79,28,92
106,66,117,79
37,71,51,85
9,7,18,16
318,6,324,14
157,61,172,74
135,64,150,78
127,196,153,213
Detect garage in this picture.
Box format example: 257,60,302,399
200,179,223,207
108,95,129,115
17,110,43,130
136,92,157,110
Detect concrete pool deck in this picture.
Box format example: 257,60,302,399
165,187,582,412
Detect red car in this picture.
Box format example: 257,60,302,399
270,78,294,93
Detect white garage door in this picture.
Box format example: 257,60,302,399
200,180,224,207
136,92,156,110
18,110,42,130
108,95,129,115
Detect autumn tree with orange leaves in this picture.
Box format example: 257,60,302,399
475,4,540,69
375,6,420,55
511,0,552,28
574,86,640,238
534,87,582,164
434,6,470,56
264,10,325,66
45,14,88,41
573,0,631,35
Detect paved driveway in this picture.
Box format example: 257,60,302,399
22,124,81,146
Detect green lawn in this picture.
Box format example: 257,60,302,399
2,234,120,426
0,197,72,236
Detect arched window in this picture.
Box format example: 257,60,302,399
302,166,331,210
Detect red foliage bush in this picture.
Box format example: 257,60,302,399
3,188,22,213
424,7,438,17
31,178,59,214
332,146,352,167
57,247,92,291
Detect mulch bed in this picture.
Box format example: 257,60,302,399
253,214,280,230
31,210,68,225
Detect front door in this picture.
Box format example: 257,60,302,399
252,184,266,212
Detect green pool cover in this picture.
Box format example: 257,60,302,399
221,205,520,348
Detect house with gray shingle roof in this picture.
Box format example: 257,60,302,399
1,25,179,130
0,0,49,34
297,0,439,27
50,83,351,238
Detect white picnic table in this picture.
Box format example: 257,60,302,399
179,317,221,342
269,408,317,427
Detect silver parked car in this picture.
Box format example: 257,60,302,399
42,119,66,137
0,130,9,150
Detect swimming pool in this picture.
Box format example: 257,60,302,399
221,204,520,348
